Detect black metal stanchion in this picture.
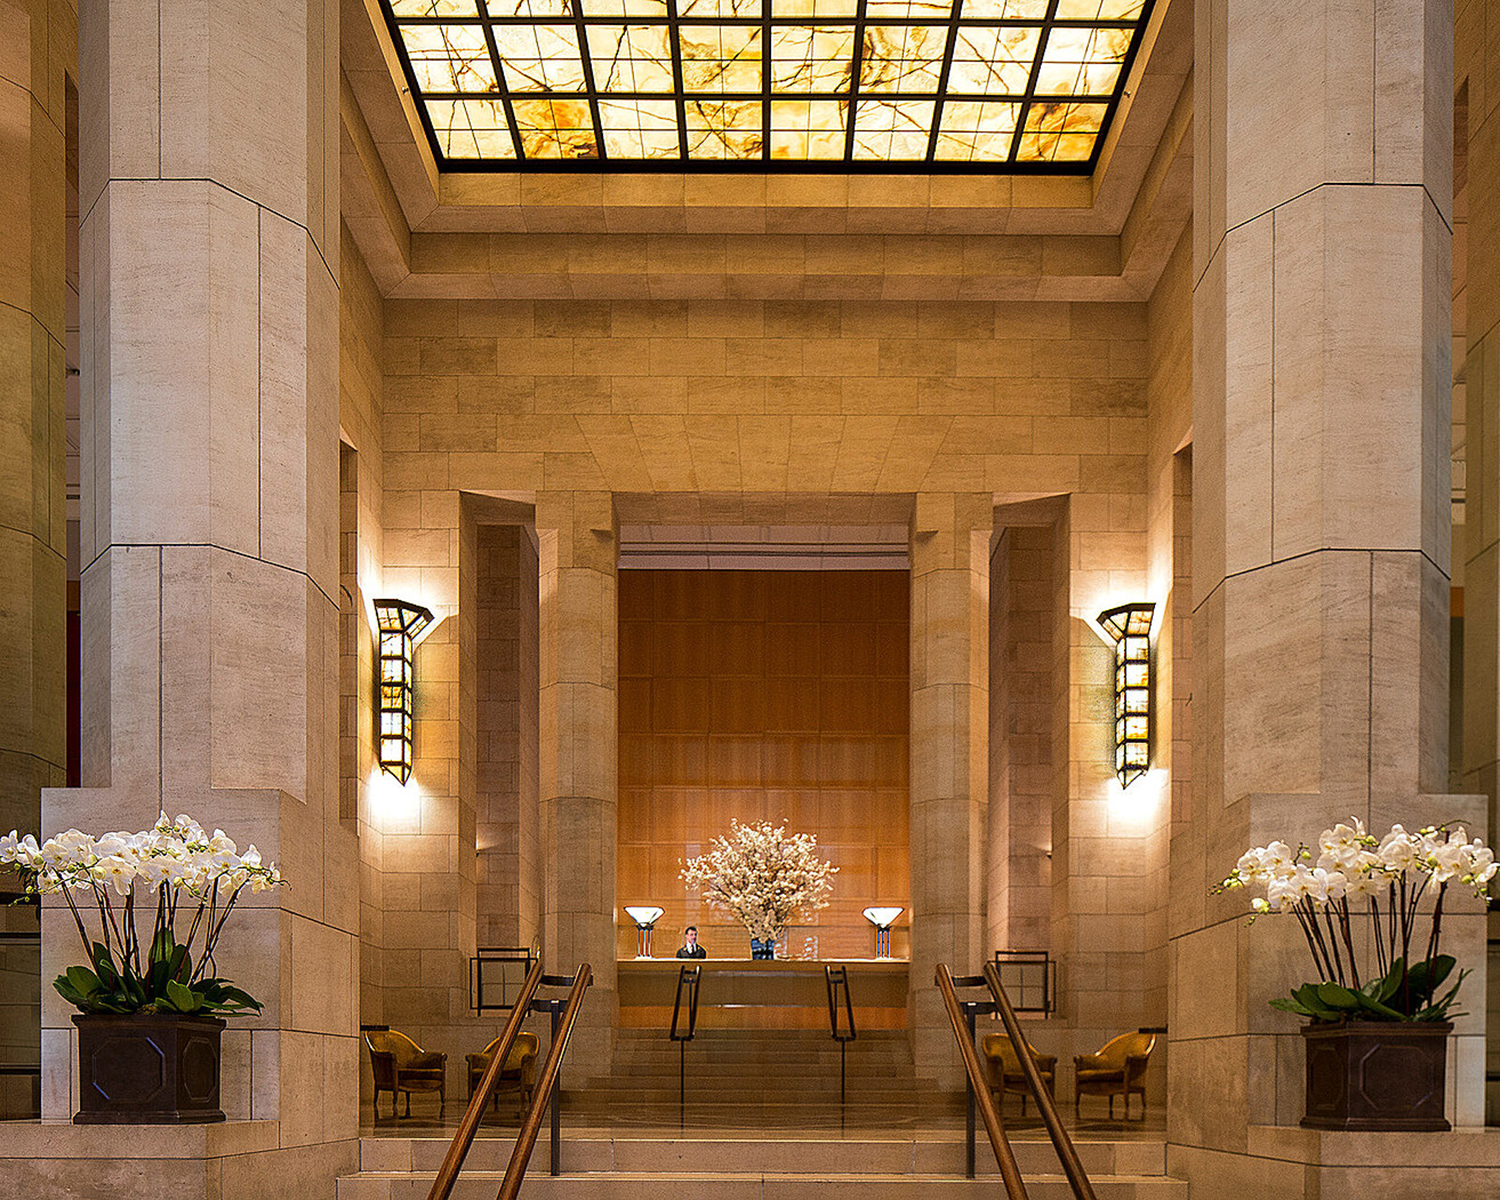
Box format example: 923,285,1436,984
669,964,701,1133
947,975,996,1180
549,998,561,1176
530,975,577,1179
965,1003,978,1179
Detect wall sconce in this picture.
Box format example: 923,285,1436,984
1097,602,1155,788
862,906,904,959
624,906,664,958
374,598,434,784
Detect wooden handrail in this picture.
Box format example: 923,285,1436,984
497,963,593,1200
426,957,545,1200
936,964,1030,1200
983,961,1097,1200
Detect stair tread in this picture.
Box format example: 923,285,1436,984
343,1171,1173,1182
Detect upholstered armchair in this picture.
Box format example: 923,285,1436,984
466,1031,540,1116
1073,1031,1156,1118
981,1032,1057,1114
364,1030,447,1118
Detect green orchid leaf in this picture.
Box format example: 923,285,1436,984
1376,959,1405,1003
53,977,92,1011
148,926,173,968
1269,996,1315,1016
1352,990,1406,1020
1316,982,1361,1011
165,979,202,1013
1293,984,1342,1021
1405,955,1456,1007
64,965,102,997
1419,968,1470,1021
170,944,190,983
215,986,262,1013
90,943,118,987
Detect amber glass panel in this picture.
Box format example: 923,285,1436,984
617,569,910,960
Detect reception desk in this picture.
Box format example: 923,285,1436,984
617,958,909,1030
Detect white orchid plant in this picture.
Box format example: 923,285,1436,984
1218,819,1496,1023
0,813,284,1017
681,820,837,943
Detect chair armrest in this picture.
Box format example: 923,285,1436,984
466,1054,488,1072
1124,1053,1151,1084
1074,1053,1109,1071
408,1051,446,1071
1033,1054,1058,1072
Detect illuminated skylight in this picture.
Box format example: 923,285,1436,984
379,0,1152,171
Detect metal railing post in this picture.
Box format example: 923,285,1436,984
966,1001,978,1179
549,998,561,1176
669,965,700,1130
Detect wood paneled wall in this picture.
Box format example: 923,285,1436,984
618,570,910,961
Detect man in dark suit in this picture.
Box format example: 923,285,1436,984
675,925,707,958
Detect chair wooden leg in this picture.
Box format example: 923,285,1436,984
403,1090,412,1118
1108,1095,1114,1118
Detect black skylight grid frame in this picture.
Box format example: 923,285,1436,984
378,0,1155,172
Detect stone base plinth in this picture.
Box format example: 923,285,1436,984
1170,1125,1500,1199
0,1121,357,1200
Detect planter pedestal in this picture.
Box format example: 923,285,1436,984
73,1013,226,1124
1301,1020,1450,1131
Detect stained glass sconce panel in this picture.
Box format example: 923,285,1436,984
374,598,436,785
1097,601,1153,788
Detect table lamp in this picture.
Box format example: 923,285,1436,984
863,906,904,959
624,905,665,957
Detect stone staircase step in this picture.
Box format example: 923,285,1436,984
337,1171,1187,1200
356,1135,1167,1177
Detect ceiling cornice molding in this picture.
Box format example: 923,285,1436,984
341,69,413,294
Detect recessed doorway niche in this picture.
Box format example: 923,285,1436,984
617,568,911,961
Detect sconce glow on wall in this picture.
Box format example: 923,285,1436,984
1097,602,1155,788
374,598,434,784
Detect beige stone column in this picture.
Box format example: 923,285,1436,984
1461,0,1500,855
1459,0,1500,1137
1177,0,1481,1185
909,492,990,1085
0,0,68,838
537,490,618,1069
44,0,354,1180
0,0,68,1117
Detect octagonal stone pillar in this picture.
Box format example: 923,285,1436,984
537,490,619,1075
40,0,356,1183
908,492,991,1087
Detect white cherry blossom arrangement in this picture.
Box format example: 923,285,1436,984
681,820,836,944
0,813,284,1017
1218,819,1496,1023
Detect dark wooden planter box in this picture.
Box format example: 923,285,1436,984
1301,1020,1451,1131
73,1013,226,1124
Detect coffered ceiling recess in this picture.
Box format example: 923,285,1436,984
379,0,1154,171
